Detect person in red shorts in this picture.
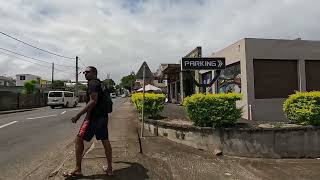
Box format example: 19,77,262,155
63,66,113,178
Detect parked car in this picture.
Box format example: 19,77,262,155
47,91,78,109
110,93,116,98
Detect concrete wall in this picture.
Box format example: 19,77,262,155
211,38,320,121
221,127,320,158
212,39,248,119
144,120,320,158
0,92,46,111
0,91,18,111
245,38,320,121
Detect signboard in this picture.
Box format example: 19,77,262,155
182,57,226,70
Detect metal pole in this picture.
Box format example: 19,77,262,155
76,56,79,95
51,62,54,89
107,73,110,89
141,64,146,138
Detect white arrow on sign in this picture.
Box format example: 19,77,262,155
218,60,223,67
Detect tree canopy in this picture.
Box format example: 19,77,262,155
23,80,37,94
102,79,115,88
51,80,65,89
120,71,136,92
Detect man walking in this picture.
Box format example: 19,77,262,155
64,66,113,177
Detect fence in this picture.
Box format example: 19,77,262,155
0,91,47,111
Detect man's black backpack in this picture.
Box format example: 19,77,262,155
100,84,113,114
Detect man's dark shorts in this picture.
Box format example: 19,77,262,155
78,117,109,141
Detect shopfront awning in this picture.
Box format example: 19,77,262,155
162,64,181,74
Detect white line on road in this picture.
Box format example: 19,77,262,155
27,114,58,120
67,108,80,112
0,121,19,129
61,111,67,115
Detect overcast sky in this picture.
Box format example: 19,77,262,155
0,0,319,83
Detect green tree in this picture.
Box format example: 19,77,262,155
65,83,87,92
51,80,65,89
120,72,136,92
23,80,37,94
102,79,115,88
102,79,116,93
77,83,87,91
115,84,121,94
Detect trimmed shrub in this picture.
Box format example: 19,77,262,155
131,93,166,119
283,91,320,126
183,93,242,127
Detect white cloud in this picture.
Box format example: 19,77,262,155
1,0,320,83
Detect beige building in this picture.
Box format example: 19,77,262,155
208,38,320,121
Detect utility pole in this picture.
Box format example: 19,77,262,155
141,64,146,138
107,73,110,89
75,56,79,95
51,62,54,88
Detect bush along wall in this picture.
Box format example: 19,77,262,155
183,93,242,127
283,91,320,126
131,93,166,119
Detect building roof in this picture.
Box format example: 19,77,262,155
210,37,320,56
136,61,154,80
0,76,14,81
16,74,41,78
162,64,181,74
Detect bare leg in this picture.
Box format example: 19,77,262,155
75,136,84,172
63,136,84,177
101,140,113,174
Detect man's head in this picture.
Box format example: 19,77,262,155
83,66,98,80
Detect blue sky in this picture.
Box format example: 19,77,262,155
0,0,320,83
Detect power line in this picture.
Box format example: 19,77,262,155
0,31,74,59
78,58,87,67
0,47,75,68
0,51,71,74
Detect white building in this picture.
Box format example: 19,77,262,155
16,74,41,86
0,76,15,86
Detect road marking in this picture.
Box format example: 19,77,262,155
61,111,67,115
67,108,80,112
27,114,57,120
0,121,18,129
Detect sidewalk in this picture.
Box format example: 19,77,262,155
48,98,320,180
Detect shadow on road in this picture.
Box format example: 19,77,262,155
65,161,149,180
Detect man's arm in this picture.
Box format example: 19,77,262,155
72,92,98,122
71,80,100,123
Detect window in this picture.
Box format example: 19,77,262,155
217,62,241,93
49,92,63,97
64,92,74,97
20,76,25,80
202,72,212,93
305,60,320,91
253,59,298,99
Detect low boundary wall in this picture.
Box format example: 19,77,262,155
144,119,320,158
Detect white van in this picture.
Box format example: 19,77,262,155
47,91,78,109
110,93,116,98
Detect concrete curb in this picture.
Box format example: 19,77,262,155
0,108,35,115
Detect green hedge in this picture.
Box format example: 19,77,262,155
183,93,242,127
283,91,320,126
131,93,166,119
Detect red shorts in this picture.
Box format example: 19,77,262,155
78,117,109,141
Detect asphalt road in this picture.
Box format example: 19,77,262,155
0,97,125,180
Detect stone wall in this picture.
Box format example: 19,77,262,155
144,119,320,158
